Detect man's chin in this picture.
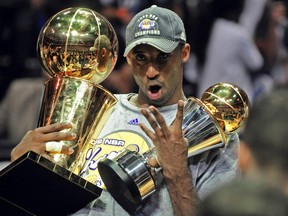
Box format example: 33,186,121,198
147,97,167,107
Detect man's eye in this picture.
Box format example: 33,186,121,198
135,54,145,61
158,53,169,61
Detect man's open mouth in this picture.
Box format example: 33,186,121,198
149,85,162,93
148,84,162,100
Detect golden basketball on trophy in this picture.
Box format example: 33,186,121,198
200,82,250,134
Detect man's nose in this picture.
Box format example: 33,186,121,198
146,64,159,79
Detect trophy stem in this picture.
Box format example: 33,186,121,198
38,76,117,172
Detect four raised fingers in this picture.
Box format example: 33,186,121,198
141,100,185,136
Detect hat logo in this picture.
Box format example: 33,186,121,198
139,19,155,30
135,17,160,38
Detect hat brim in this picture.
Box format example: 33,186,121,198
123,37,180,57
90,47,97,52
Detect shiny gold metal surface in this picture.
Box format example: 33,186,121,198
201,82,250,134
36,7,119,173
38,77,117,171
37,7,118,84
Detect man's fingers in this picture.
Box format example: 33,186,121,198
38,122,73,134
61,145,74,155
45,141,63,152
139,123,155,140
141,107,170,137
175,100,184,130
149,106,169,133
141,108,159,129
41,131,77,142
148,156,161,168
45,141,74,155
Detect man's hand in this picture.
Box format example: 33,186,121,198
139,100,188,173
11,122,76,161
139,100,198,216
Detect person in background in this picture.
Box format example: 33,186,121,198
272,0,288,84
197,178,288,216
10,5,240,216
239,84,288,193
191,0,263,102
0,74,45,162
197,84,288,216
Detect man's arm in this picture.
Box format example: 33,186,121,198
163,157,199,216
140,100,199,216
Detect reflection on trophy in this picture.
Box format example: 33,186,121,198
0,7,119,215
97,82,250,214
37,7,118,172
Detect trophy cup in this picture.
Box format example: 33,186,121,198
97,82,250,214
0,7,118,216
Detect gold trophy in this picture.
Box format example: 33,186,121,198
0,8,118,216
97,82,250,214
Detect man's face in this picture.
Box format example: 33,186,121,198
52,55,58,63
127,44,189,107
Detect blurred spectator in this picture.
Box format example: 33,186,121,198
240,0,268,36
0,75,45,160
0,0,47,100
269,1,288,85
241,0,277,100
198,179,288,216
282,18,288,82
191,0,263,101
239,84,288,193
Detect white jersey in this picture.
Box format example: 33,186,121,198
72,94,239,216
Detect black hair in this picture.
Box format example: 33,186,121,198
198,179,288,216
242,84,288,172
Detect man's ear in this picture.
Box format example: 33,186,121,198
126,55,132,65
238,141,252,173
181,43,190,63
101,48,107,57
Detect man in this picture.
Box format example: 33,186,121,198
197,178,288,216
11,5,239,216
239,84,288,193
87,35,114,83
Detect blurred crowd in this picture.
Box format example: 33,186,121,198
1,0,288,150
1,0,288,100
0,0,189,99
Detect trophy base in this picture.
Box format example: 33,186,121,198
98,157,142,215
0,151,102,216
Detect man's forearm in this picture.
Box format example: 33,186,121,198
164,167,199,216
